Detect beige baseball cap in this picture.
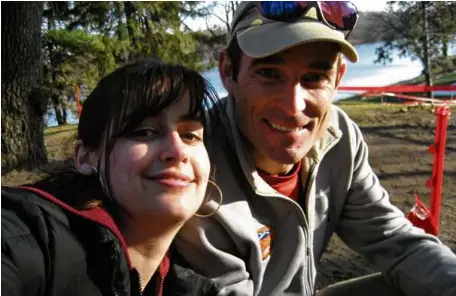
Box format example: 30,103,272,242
227,2,359,63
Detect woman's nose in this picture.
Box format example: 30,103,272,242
159,132,189,164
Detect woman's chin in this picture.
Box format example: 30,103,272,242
147,205,198,224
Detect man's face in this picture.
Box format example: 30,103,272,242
220,42,346,174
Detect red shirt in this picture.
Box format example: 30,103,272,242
257,162,302,201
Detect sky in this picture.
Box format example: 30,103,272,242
187,1,389,31
352,0,388,12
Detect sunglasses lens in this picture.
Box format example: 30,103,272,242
320,1,358,30
260,1,309,21
260,1,358,31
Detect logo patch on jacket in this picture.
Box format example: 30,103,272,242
257,225,273,260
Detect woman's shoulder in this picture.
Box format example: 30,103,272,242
2,186,69,237
1,186,130,296
2,186,65,296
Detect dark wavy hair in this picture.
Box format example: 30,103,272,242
34,59,222,220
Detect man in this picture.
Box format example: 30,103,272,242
175,2,456,295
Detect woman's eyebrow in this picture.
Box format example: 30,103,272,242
178,113,203,123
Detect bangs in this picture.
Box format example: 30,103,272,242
109,60,217,138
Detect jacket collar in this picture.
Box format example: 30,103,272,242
21,186,132,266
223,95,342,196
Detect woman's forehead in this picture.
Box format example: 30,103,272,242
139,95,203,125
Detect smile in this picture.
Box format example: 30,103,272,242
144,171,194,189
266,120,304,132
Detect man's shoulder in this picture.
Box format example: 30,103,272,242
330,104,355,127
329,104,364,138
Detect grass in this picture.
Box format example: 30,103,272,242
43,124,77,160
2,124,77,186
339,103,455,126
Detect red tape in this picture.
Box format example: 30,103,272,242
339,85,456,93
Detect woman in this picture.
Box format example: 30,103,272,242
2,59,223,296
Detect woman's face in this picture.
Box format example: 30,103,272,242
107,93,210,223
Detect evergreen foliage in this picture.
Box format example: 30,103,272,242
42,1,217,124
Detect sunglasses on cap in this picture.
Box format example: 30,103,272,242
260,1,359,31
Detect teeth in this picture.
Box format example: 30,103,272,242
268,120,302,132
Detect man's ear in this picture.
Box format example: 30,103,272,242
335,58,347,89
74,140,96,175
218,49,234,93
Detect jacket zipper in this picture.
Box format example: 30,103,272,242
135,267,163,296
135,270,143,296
155,270,164,296
303,135,341,296
303,163,316,296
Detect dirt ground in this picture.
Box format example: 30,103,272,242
2,103,455,290
316,103,456,288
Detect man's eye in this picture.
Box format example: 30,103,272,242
255,68,282,80
301,74,329,88
302,74,322,82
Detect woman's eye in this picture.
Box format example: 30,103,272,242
181,132,203,144
128,128,160,142
255,68,282,80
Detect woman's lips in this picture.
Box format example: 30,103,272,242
145,171,193,189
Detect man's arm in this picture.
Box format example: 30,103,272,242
336,120,456,296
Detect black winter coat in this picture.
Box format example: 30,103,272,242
1,186,220,296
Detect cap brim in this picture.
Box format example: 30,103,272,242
236,19,359,63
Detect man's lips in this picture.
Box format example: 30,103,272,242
264,119,311,132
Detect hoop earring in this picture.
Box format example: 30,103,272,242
90,166,110,196
194,180,223,218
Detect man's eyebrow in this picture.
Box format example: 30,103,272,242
250,55,285,67
308,61,334,71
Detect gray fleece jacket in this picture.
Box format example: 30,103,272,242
175,96,456,296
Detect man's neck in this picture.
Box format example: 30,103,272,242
246,140,298,175
253,154,295,176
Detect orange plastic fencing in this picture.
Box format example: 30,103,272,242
407,106,451,235
75,85,82,118
339,85,456,93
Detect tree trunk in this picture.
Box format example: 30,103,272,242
51,94,67,125
421,2,433,98
1,2,47,174
62,104,68,125
124,1,138,53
